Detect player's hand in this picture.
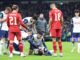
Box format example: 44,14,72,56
61,26,64,30
26,27,29,30
27,27,32,31
67,32,71,37
48,25,50,32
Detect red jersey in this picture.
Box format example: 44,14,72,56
49,9,63,29
7,12,26,32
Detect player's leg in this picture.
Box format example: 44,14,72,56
13,42,20,55
2,31,8,54
0,40,3,55
28,33,35,55
71,37,75,52
28,44,34,55
43,47,52,56
57,29,63,56
8,32,14,57
71,33,76,53
52,38,57,56
50,29,57,56
77,34,80,53
0,31,3,55
0,30,5,55
16,32,25,56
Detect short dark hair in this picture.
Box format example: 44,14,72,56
74,9,79,13
37,30,43,35
12,5,19,10
5,7,12,12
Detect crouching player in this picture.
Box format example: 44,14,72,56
10,31,52,56
28,31,52,56
6,5,28,57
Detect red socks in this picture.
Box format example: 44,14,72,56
9,42,23,54
53,41,57,53
9,43,13,54
58,40,62,53
19,43,23,52
53,40,62,53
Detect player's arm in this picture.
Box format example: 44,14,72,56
49,11,52,30
0,18,6,22
60,12,64,27
18,14,28,29
42,39,47,48
70,18,73,34
60,16,64,26
6,15,9,27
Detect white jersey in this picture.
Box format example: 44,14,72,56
21,31,28,38
33,34,43,46
72,17,80,33
1,11,8,31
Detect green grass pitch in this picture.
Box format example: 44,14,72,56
0,42,80,60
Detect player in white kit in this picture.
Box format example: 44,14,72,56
0,7,11,55
71,9,80,53
22,17,37,33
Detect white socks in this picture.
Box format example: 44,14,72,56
13,50,20,55
0,43,3,55
78,43,80,53
0,41,3,55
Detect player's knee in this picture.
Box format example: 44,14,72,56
52,38,56,42
9,40,13,44
29,49,33,55
58,37,62,43
58,39,62,42
0,38,5,43
18,40,23,48
72,37,74,41
9,41,13,48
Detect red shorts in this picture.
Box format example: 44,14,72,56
50,29,62,38
8,32,21,41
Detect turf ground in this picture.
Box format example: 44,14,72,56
0,42,80,60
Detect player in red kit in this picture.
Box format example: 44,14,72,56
7,5,28,57
49,3,63,57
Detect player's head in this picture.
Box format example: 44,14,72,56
74,9,80,17
50,3,57,9
38,49,44,55
12,4,19,12
39,13,44,19
4,7,12,14
37,31,43,39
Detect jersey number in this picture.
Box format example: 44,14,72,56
9,16,17,25
55,12,61,21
